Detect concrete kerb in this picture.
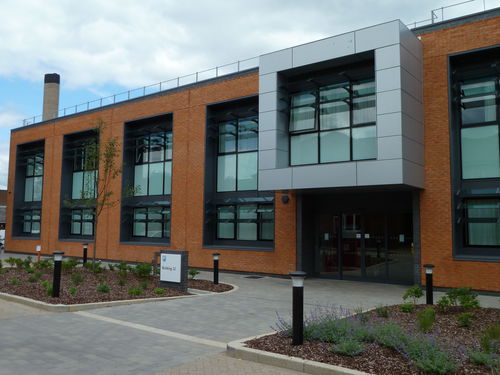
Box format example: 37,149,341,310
0,282,239,312
227,333,373,375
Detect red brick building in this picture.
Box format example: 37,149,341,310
6,9,500,291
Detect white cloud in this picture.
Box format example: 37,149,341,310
0,0,489,91
0,140,10,189
0,104,25,129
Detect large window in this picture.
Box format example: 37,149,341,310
24,153,44,202
133,207,170,239
22,209,41,234
70,209,94,236
217,117,258,192
451,47,500,259
72,143,97,199
216,204,274,241
289,79,376,166
460,77,500,179
134,132,172,196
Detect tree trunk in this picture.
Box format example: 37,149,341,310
93,213,98,263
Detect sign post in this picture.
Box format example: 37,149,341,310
159,250,188,292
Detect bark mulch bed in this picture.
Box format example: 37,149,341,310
246,305,500,375
0,267,232,305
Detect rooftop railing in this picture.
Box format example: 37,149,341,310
22,56,259,126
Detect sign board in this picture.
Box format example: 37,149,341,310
160,254,181,283
159,250,188,292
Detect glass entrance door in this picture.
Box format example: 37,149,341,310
318,214,339,276
364,214,387,281
341,213,362,278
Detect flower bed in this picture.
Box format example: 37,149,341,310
247,290,499,375
0,257,232,304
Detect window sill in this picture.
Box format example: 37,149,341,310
453,254,500,263
203,244,274,252
58,238,94,243
10,236,41,240
120,241,171,247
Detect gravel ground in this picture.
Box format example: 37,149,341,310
247,305,500,375
0,267,232,304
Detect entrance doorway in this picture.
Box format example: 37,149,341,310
317,212,413,284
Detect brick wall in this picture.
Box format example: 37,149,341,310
6,73,297,275
419,16,500,291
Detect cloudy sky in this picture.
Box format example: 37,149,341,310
0,0,497,189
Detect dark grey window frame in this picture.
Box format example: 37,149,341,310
24,152,44,202
12,140,44,238
216,203,274,241
132,206,171,239
120,113,173,245
204,96,275,251
70,208,95,236
449,45,500,261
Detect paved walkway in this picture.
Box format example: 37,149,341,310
0,253,498,374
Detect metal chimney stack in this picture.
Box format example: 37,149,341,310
42,73,60,121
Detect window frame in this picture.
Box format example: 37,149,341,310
21,209,41,235
289,78,376,166
132,206,171,239
24,152,44,202
215,203,275,241
216,116,258,192
70,208,95,236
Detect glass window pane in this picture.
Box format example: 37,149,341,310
83,171,96,198
353,95,376,124
290,106,316,132
461,95,496,125
237,152,257,191
353,126,376,160
237,205,257,241
35,155,43,175
24,177,34,202
217,206,234,239
82,222,93,236
238,119,258,151
467,200,500,246
320,101,349,130
149,163,164,195
74,148,85,171
32,210,41,220
133,222,146,236
320,83,349,102
72,210,82,220
148,207,162,220
461,125,500,179
291,133,318,165
467,223,500,246
353,80,375,96
320,129,350,163
163,208,171,238
217,154,236,192
71,221,81,235
134,165,148,196
164,161,172,195
291,92,316,107
136,138,149,164
165,132,173,160
26,157,34,176
259,205,274,241
31,222,40,234
147,222,162,238
149,134,165,162
467,199,499,219
219,123,236,153
83,210,93,220
462,79,495,97
33,177,43,201
72,172,83,199
134,208,147,220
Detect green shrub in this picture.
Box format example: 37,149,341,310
188,268,200,280
25,267,34,274
480,323,500,353
61,258,79,271
457,312,474,327
154,287,166,294
128,287,142,296
375,305,389,318
108,264,115,271
46,285,53,296
469,350,499,372
84,261,104,273
400,302,415,313
417,307,436,332
5,257,17,267
117,261,131,272
34,259,53,270
34,270,42,279
133,263,152,277
331,339,366,356
40,280,50,289
403,285,424,304
437,296,452,311
71,272,84,284
373,323,409,349
14,258,25,269
446,287,480,308
118,279,126,286
403,336,458,374
118,269,128,280
28,275,39,283
97,283,109,293
69,286,77,295
0,260,3,269
10,278,21,285
139,280,149,290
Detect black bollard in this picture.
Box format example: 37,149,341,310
424,264,435,305
82,243,88,265
213,253,220,285
52,251,64,298
290,271,306,345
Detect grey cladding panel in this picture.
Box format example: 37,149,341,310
355,21,400,53
259,48,293,75
292,33,355,68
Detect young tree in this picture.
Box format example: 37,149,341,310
68,120,121,263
